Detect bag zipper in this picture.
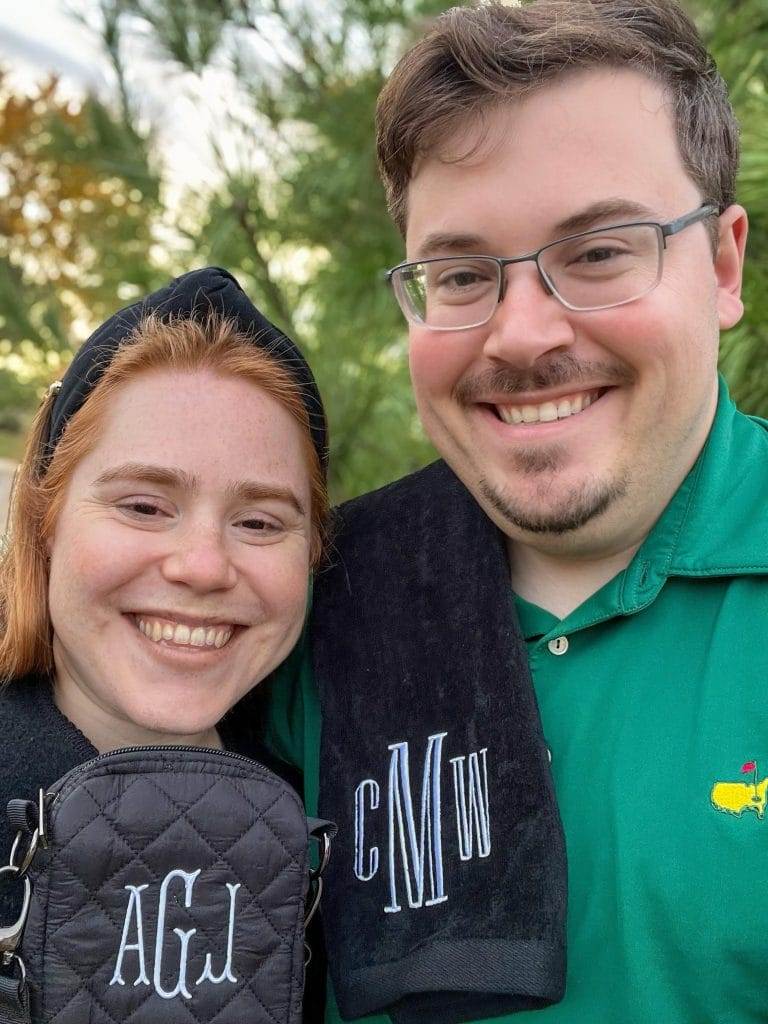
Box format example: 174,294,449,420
46,745,278,804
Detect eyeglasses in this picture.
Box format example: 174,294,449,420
385,204,718,331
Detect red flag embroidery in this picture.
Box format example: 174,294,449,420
742,761,756,773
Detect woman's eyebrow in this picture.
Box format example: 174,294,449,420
94,462,306,516
94,463,197,491
226,481,306,517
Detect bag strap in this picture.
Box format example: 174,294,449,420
0,792,47,1024
0,868,32,1024
0,959,30,1024
5,805,36,840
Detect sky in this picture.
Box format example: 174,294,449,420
0,2,109,95
0,0,243,197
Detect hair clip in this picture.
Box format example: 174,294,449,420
46,381,62,399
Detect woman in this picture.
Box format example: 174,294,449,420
0,266,329,908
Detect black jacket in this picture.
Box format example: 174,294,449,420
1,674,96,918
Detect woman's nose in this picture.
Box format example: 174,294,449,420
161,522,238,592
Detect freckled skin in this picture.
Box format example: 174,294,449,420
406,68,747,566
48,369,313,752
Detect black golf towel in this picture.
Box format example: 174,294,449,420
312,459,567,1023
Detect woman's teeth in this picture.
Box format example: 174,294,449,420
136,617,233,649
496,389,601,425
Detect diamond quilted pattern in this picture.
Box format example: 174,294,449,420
22,749,310,1024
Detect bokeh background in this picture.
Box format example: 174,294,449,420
0,0,766,511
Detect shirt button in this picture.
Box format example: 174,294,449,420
547,636,569,656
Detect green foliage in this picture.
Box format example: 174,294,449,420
700,0,768,416
120,0,225,71
133,0,453,501
0,57,164,418
0,429,26,461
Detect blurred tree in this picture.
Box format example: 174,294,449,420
2,0,766,499
106,0,453,501
0,53,162,412
694,0,768,415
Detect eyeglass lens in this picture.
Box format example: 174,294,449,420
395,223,663,329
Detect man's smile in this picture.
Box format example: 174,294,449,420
492,387,607,425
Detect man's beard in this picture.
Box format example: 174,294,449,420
453,353,636,534
479,458,629,535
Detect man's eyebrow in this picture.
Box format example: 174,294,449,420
94,463,306,516
413,233,488,260
411,201,660,261
552,199,660,237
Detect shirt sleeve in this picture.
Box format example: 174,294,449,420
261,621,323,816
260,631,309,771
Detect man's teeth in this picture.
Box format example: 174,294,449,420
136,617,233,649
496,390,600,425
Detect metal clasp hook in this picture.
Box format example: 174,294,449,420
0,866,31,957
9,830,39,879
305,826,333,929
309,828,331,883
8,788,47,878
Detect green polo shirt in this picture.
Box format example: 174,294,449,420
266,379,768,1023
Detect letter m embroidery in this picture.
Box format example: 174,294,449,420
385,733,448,913
450,748,491,861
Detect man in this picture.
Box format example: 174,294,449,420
266,2,762,1021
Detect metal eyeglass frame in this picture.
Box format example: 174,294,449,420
385,203,719,331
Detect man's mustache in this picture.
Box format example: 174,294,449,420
453,354,635,403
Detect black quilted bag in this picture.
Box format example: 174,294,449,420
0,747,335,1024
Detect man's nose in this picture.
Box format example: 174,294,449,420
161,520,238,592
482,263,576,367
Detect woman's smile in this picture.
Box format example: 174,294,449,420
132,613,237,650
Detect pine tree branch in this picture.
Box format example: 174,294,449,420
231,198,301,341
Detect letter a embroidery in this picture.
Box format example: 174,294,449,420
110,884,150,988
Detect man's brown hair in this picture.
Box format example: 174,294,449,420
376,0,740,236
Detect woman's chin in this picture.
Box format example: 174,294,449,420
116,702,223,747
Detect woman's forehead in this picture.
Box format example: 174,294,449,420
74,369,311,496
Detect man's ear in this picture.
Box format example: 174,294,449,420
715,204,748,331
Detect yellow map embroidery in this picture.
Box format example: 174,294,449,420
710,778,768,819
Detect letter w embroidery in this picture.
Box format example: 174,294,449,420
450,748,491,860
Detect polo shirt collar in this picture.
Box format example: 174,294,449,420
627,374,768,587
515,376,768,638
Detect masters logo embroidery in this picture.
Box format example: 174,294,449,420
710,760,768,819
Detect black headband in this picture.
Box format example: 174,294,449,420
42,266,328,474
